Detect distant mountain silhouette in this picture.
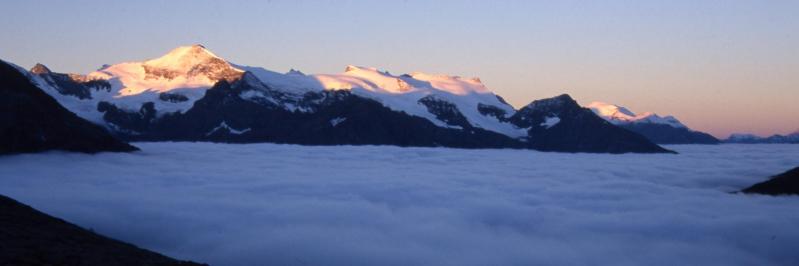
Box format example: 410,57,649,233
724,132,799,144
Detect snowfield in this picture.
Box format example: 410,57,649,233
1,143,798,266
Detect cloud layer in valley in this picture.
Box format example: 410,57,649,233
1,143,798,265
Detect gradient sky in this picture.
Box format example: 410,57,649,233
1,0,797,138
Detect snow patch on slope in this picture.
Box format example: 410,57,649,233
330,117,347,127
206,121,251,136
540,116,561,129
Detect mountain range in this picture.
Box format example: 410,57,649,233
724,131,799,144
4,45,679,153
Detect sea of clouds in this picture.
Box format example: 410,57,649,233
1,143,798,265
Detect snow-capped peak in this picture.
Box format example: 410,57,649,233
587,101,686,128
587,101,636,120
87,45,243,97
142,44,224,72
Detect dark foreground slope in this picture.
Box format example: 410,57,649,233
743,167,799,196
0,194,204,266
0,60,137,154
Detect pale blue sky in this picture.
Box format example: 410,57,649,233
2,0,797,137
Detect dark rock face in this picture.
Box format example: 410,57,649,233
187,57,243,82
98,101,158,135
477,103,508,121
0,60,137,155
509,94,674,153
742,167,799,196
159,92,189,103
619,123,720,144
29,63,111,100
418,95,472,129
0,194,204,266
103,76,523,149
143,64,181,80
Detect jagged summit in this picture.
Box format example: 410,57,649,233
511,94,581,129
286,68,305,75
30,63,52,75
